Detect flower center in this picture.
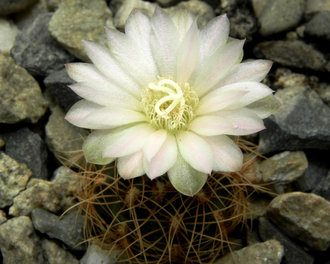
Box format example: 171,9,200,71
141,77,199,133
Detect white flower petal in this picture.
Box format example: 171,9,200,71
216,108,265,135
196,90,248,115
216,59,273,88
199,14,229,66
246,95,281,118
82,130,116,164
170,6,195,42
103,124,156,158
65,63,106,83
82,40,141,98
105,27,157,85
150,6,179,77
125,9,158,76
202,82,274,111
176,131,213,174
143,129,168,162
68,82,141,111
176,19,200,83
84,106,148,129
193,39,245,96
65,100,103,128
144,133,177,180
117,150,145,179
188,116,234,136
203,135,243,172
168,152,208,196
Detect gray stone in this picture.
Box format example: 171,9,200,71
314,82,330,106
258,217,314,264
44,68,80,112
0,0,38,15
114,0,157,30
80,244,124,264
294,150,329,192
48,0,114,62
313,170,330,202
251,0,270,17
258,86,330,154
304,11,330,40
258,0,305,36
0,152,31,208
0,17,21,52
31,208,85,250
305,0,330,20
219,0,258,41
0,52,48,124
45,93,88,167
213,239,284,264
41,238,79,264
273,68,309,89
254,40,327,71
259,151,308,193
267,192,330,251
0,216,45,264
11,12,74,77
0,209,7,225
3,127,48,180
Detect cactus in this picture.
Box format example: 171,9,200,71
74,138,262,264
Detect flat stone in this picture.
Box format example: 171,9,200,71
0,0,38,15
258,86,330,154
0,152,31,208
258,217,314,264
213,239,284,264
304,11,330,41
2,127,48,180
44,68,80,112
305,0,330,19
0,17,21,52
48,0,114,61
41,238,79,264
31,208,85,250
0,52,48,124
254,40,327,71
114,0,156,30
0,216,45,264
219,0,258,41
267,192,330,251
258,0,305,36
11,12,74,77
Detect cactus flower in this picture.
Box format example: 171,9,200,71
65,7,279,196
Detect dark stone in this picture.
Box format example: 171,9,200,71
2,127,48,180
0,0,38,15
305,11,330,41
313,171,330,202
11,12,74,77
31,208,85,251
258,86,330,154
44,68,80,112
254,40,327,71
258,217,314,264
219,0,258,42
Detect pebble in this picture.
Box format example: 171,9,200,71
314,82,330,106
0,0,38,15
0,152,31,208
213,239,284,264
41,238,79,264
44,68,81,112
258,86,330,154
267,192,330,251
258,0,305,36
254,40,327,71
313,170,330,202
48,0,114,61
0,52,48,124
0,17,21,52
0,210,7,225
80,244,123,264
2,127,48,180
31,207,85,250
0,216,45,264
250,0,269,17
305,0,330,20
258,217,314,264
11,12,74,77
304,11,330,41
